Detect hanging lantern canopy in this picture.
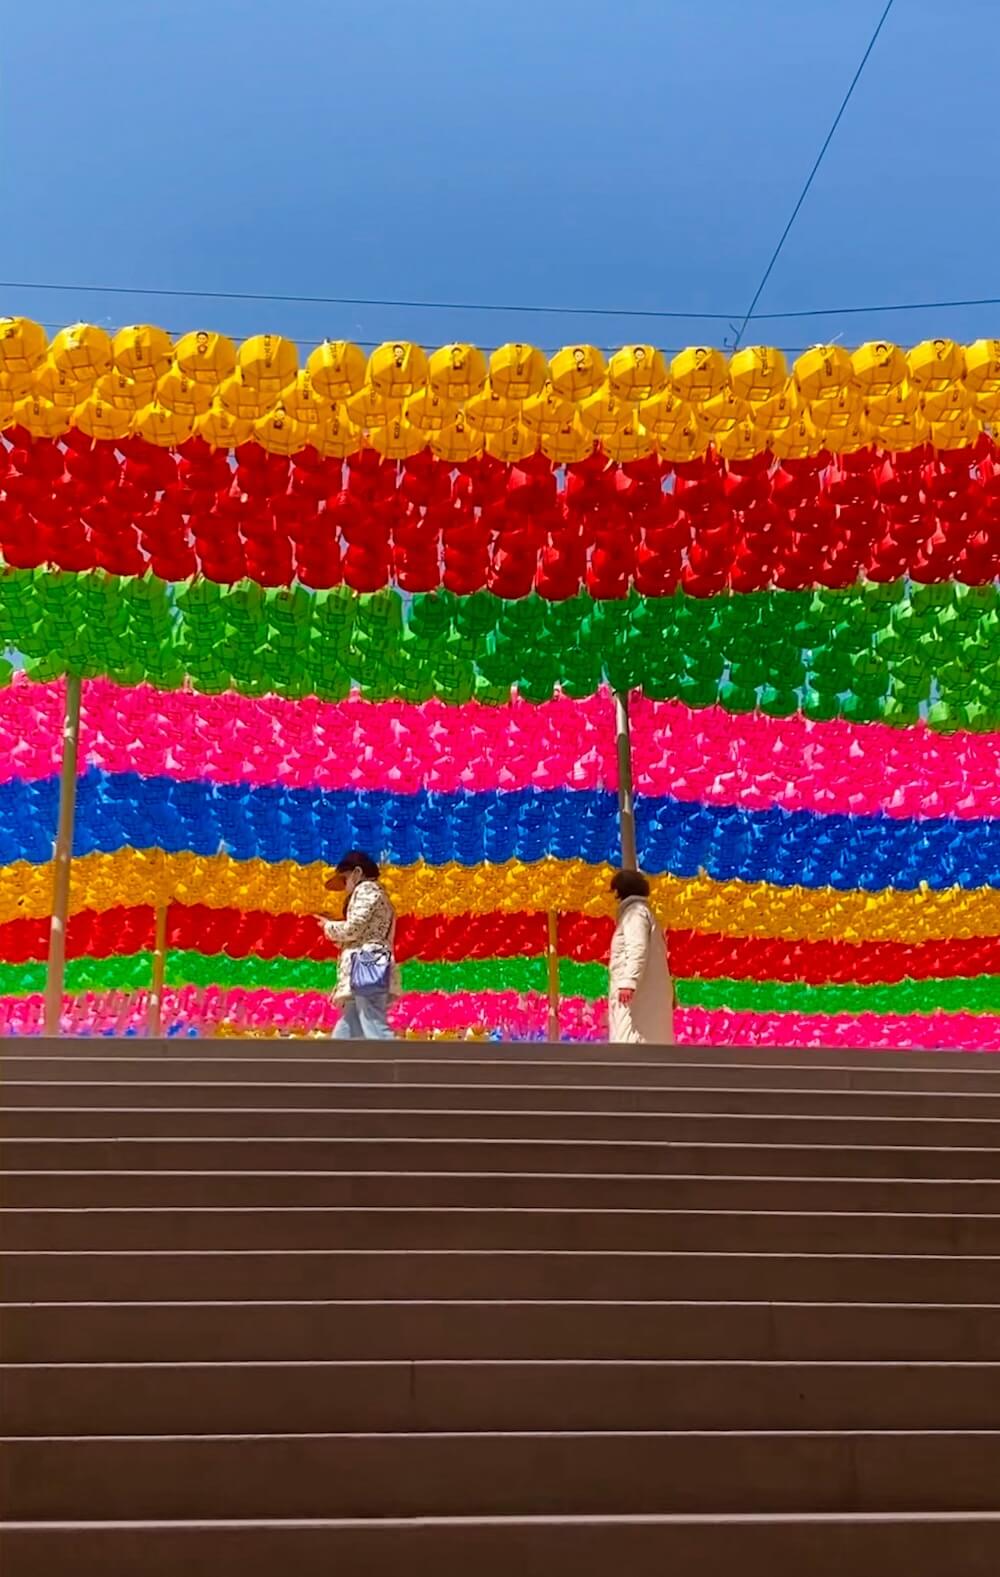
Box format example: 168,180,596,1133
607,343,668,402
174,330,236,386
367,341,429,397
156,365,214,416
729,345,787,403
793,344,854,401
488,342,547,400
48,323,112,382
368,415,427,460
404,385,460,433
306,340,366,400
486,422,540,463
237,334,298,396
135,401,195,447
195,399,254,449
548,344,606,400
907,338,965,390
430,411,484,463
0,316,47,378
851,340,906,396
521,381,576,435
428,342,487,401
464,381,519,432
112,324,174,383
670,345,728,402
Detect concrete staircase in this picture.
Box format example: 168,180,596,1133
2,1036,1000,1573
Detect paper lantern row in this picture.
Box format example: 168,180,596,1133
3,569,1000,728
3,320,998,460
3,774,1000,892
3,433,1000,595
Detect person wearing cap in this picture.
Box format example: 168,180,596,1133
319,851,399,1040
608,869,675,1045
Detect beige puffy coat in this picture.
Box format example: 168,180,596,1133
608,896,675,1044
320,879,400,1003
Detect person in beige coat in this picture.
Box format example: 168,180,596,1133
608,869,675,1045
319,851,400,1040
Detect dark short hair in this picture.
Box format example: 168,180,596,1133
335,850,380,879
610,868,650,900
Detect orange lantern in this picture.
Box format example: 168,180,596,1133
578,385,633,437
964,339,1000,397
113,324,174,383
279,369,331,426
548,344,606,400
655,414,710,463
315,406,364,458
430,411,485,463
306,340,366,400
464,381,519,433
540,416,595,465
237,333,298,396
175,330,236,387
157,365,214,416
921,382,970,423
810,386,862,433
254,405,310,455
218,372,269,421
368,415,427,460
699,388,751,435
865,379,920,425
931,413,981,451
134,401,195,446
13,394,70,439
346,383,401,428
93,371,144,411
670,345,728,402
488,342,546,401
607,344,668,402
35,358,94,408
367,341,429,398
793,344,853,402
907,338,965,390
48,323,112,382
428,342,487,401
851,341,906,396
769,415,824,460
753,381,801,433
0,316,47,378
195,399,254,449
521,381,576,436
717,419,763,462
486,423,540,463
73,394,133,442
404,386,460,433
602,419,653,463
728,345,786,403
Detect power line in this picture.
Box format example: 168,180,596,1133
733,0,897,348
756,296,1000,322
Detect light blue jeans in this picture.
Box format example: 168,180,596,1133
333,992,395,1040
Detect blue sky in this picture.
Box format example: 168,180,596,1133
1,0,997,359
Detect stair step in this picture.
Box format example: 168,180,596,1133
6,1430,1000,1519
5,1359,1000,1435
10,1169,1000,1212
5,1135,997,1178
7,1206,1000,1254
8,1298,1000,1364
6,1249,1000,1303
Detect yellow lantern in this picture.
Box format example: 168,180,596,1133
607,344,668,402
699,388,751,435
428,342,487,401
464,381,519,433
367,341,429,398
175,330,236,387
540,416,595,465
368,415,427,460
907,338,965,390
218,373,269,421
670,345,728,402
113,324,174,383
49,323,112,382
13,394,70,439
793,344,853,401
0,381,16,425
717,419,763,462
823,414,871,455
548,344,606,400
769,415,824,461
134,401,195,446
753,381,801,433
810,386,862,433
521,381,576,436
73,394,133,442
488,342,547,401
195,399,254,449
850,341,906,396
315,406,364,458
865,379,920,425
237,334,298,397
404,385,459,433
254,405,310,455
655,415,710,463
0,316,47,377
280,369,331,427
602,419,653,463
931,413,981,451
35,357,94,409
430,411,484,463
972,387,1000,421
578,385,634,436
156,365,214,416
921,382,970,423
305,340,365,401
869,412,927,452
346,382,401,428
729,345,786,403
964,340,1000,403
486,423,540,463
93,372,144,411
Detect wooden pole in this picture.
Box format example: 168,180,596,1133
546,911,560,1043
614,688,638,872
148,903,169,1039
44,674,82,1038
